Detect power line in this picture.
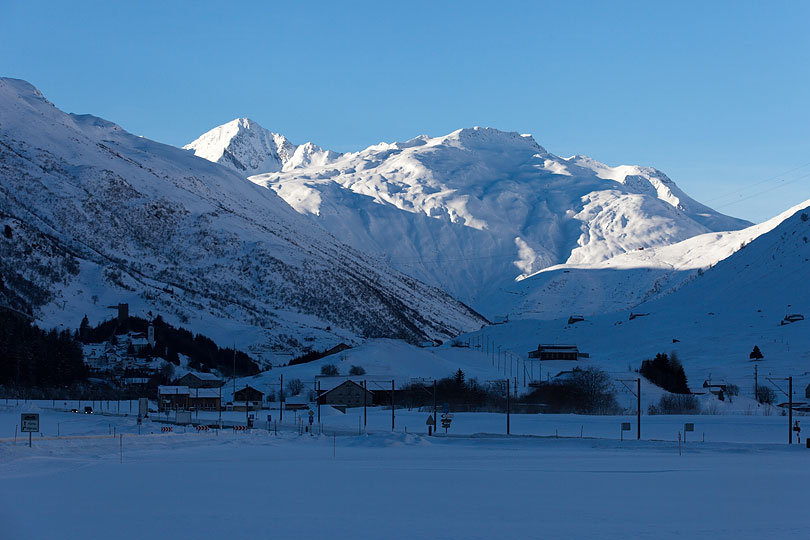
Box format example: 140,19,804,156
713,172,810,210
703,160,810,205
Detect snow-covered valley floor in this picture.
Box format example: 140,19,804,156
1,406,809,539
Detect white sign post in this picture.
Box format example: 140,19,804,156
21,413,39,448
684,422,694,444
621,422,631,441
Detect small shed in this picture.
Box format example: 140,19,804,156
284,395,311,411
702,381,727,401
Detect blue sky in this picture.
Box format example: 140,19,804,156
2,0,808,223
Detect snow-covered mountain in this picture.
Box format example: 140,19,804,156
447,201,810,401
188,124,750,313
0,78,486,362
183,118,340,175
496,199,810,320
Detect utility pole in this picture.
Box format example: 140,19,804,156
766,376,794,444
232,346,236,397
279,374,283,424
789,376,793,445
433,380,437,434
506,378,511,435
391,379,395,432
618,378,641,440
637,378,641,440
363,380,367,429
754,364,758,402
317,381,321,425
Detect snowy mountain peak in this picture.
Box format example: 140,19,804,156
1,79,486,357
184,118,338,175
442,126,546,154
1,77,49,104
245,124,752,312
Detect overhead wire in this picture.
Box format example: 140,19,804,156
700,160,810,208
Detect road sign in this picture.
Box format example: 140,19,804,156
21,413,39,433
440,413,453,432
138,398,148,417
621,422,631,431
684,423,695,432
442,403,450,414
426,415,435,426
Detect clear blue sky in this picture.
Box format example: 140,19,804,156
2,0,809,223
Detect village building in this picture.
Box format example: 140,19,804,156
158,385,190,411
187,387,221,411
234,385,264,410
283,395,311,411
702,380,728,401
528,344,580,361
130,334,150,353
318,380,374,408
158,385,221,411
175,372,224,388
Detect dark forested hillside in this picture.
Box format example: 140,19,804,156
0,307,87,390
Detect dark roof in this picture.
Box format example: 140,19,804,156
319,380,373,399
234,385,264,397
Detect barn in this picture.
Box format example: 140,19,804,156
528,345,580,361
318,380,374,408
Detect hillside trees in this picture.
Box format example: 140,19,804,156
640,352,690,394
0,308,87,390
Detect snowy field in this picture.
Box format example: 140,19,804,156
2,405,809,539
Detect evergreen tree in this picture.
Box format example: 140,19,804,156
454,368,466,387
640,353,690,394
79,315,90,342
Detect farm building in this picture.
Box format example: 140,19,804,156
234,385,264,409
318,380,374,408
175,372,224,388
528,345,580,361
187,388,221,411
158,386,189,412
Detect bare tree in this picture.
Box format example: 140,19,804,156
286,378,304,396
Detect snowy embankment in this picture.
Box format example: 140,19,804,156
1,407,809,540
